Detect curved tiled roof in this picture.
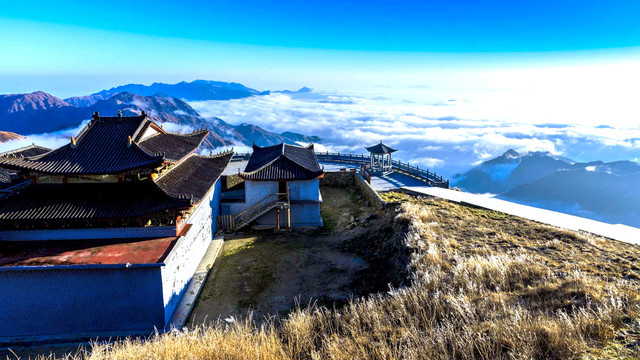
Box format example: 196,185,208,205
239,143,323,181
156,151,233,203
0,115,165,175
365,142,397,154
0,145,52,188
0,181,192,223
0,144,51,159
138,130,208,163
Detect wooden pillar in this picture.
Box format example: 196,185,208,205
287,208,291,229
276,209,280,230
286,187,291,229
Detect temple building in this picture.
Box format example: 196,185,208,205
0,112,232,342
219,143,324,230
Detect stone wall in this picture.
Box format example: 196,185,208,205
355,173,386,209
320,171,356,187
0,265,165,342
161,180,220,325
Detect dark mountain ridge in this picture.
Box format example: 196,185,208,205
0,90,319,149
453,149,573,194
455,149,640,227
65,80,269,106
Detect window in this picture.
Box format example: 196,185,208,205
37,175,64,183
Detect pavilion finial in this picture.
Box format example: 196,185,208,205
117,110,122,118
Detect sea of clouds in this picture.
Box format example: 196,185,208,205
190,87,640,177
3,79,639,180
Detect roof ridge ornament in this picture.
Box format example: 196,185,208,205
71,136,77,148
127,135,133,147
118,110,122,118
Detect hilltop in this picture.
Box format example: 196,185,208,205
42,190,640,359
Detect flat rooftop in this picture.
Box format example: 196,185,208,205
0,236,178,267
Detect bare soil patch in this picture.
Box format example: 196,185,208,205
187,186,397,326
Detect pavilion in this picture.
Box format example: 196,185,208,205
366,141,396,175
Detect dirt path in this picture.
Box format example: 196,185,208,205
188,187,389,326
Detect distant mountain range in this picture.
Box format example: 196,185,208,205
0,81,319,148
65,80,270,106
454,149,640,227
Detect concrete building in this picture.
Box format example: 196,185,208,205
219,143,324,230
0,113,232,343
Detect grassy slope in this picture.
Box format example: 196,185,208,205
40,193,640,360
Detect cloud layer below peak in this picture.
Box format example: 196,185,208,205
190,86,640,177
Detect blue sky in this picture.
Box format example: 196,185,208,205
1,0,639,96
3,0,640,51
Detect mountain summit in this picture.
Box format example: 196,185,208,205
454,149,572,194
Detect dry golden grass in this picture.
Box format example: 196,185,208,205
31,194,640,360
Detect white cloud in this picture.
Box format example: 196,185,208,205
189,89,640,177
158,121,195,134
0,121,89,154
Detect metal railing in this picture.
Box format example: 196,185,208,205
319,152,448,187
230,151,449,188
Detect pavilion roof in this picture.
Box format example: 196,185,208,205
239,143,324,181
0,114,208,175
365,142,397,154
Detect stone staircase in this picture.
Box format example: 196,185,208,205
218,191,290,232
